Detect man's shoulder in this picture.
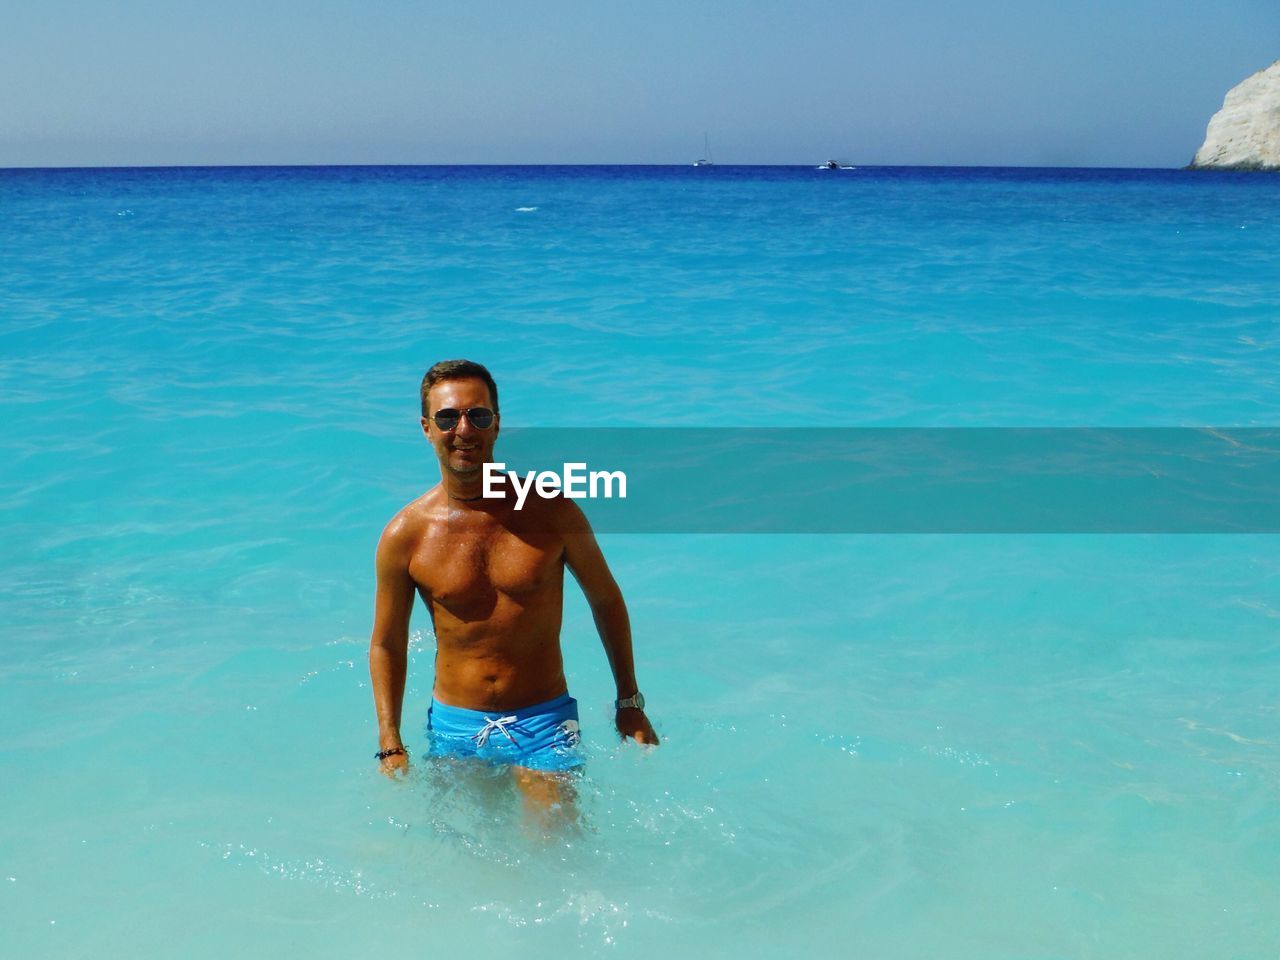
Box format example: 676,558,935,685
515,487,592,536
379,488,444,550
479,474,585,534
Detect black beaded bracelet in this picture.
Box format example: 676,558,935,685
375,746,407,761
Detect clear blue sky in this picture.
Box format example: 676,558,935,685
2,0,1277,167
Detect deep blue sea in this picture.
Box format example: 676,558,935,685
2,165,1278,958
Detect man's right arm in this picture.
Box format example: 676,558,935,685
369,516,417,776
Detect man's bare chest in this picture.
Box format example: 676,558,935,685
409,520,564,608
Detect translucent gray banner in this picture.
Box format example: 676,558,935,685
480,429,1280,533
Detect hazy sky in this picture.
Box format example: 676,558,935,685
3,0,1277,167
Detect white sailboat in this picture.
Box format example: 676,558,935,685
694,132,715,167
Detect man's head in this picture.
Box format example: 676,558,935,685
420,359,499,418
420,359,500,479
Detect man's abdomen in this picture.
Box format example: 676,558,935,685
431,627,569,711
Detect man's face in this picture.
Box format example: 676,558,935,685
421,377,500,478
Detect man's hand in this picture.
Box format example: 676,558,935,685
616,708,659,746
378,747,410,779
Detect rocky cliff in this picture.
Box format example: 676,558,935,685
1189,60,1280,171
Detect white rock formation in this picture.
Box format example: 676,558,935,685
1190,60,1280,170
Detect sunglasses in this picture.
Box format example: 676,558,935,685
430,406,496,431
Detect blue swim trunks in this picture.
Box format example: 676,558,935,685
425,692,583,772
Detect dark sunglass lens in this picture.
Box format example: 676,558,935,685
433,409,462,430
467,407,495,429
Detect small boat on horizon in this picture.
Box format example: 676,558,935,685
694,133,715,167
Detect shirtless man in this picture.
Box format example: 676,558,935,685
369,359,658,819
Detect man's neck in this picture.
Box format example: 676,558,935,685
443,471,487,503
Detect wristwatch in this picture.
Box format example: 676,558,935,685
614,692,645,710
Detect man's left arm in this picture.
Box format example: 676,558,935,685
560,502,659,746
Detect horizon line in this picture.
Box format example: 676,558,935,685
0,161,1205,173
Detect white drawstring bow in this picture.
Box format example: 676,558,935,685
473,715,519,747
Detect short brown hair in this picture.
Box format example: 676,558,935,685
420,359,499,416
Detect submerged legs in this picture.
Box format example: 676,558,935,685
511,765,581,834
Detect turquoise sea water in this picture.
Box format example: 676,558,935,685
2,165,1278,958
